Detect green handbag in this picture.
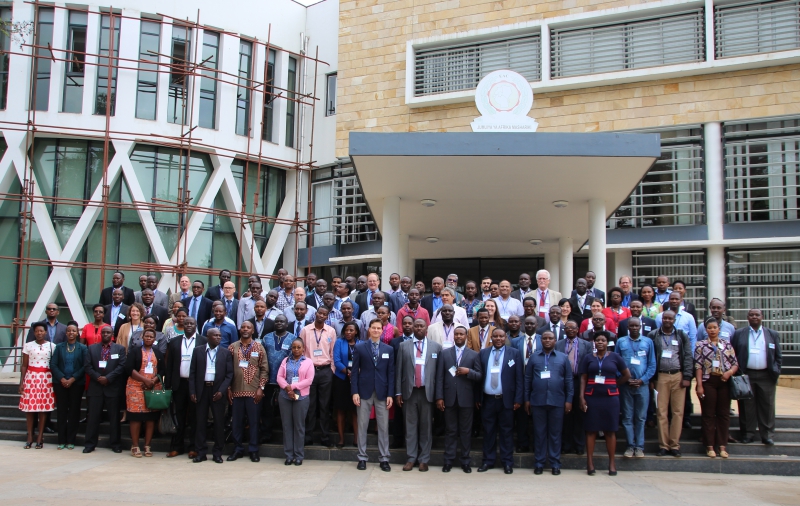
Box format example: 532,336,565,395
144,374,172,410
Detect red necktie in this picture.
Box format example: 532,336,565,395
479,328,485,347
539,291,546,319
414,341,423,388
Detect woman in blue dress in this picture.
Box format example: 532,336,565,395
578,331,630,476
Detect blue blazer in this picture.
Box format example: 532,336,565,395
478,346,524,409
333,338,357,380
510,334,542,359
350,340,395,400
263,332,295,384
617,316,657,338
524,349,574,407
50,341,88,385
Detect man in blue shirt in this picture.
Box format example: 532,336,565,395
202,303,237,349
524,330,573,475
617,319,656,458
696,298,736,341
655,292,697,350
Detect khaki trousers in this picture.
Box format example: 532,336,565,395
656,372,686,450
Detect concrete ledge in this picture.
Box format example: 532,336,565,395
779,376,800,389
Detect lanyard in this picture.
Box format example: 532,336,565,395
313,328,325,346
751,328,763,344
443,324,453,342
206,348,216,366
143,348,153,365
415,340,424,355
241,341,254,358
596,353,607,371
498,297,510,315
182,336,195,354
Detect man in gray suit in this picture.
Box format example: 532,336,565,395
436,325,482,473
135,274,169,309
396,318,442,472
555,320,594,455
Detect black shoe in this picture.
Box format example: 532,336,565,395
43,426,55,434
504,465,513,474
285,459,294,465
357,460,367,470
250,452,260,462
379,462,391,472
462,464,472,473
683,420,692,429
762,438,775,446
260,435,272,444
552,468,561,476
517,445,530,453
576,449,585,456
111,447,122,454
227,452,243,461
442,464,452,472
671,449,682,457
740,437,754,444
321,440,333,448
294,460,303,466
587,468,596,476
212,456,224,463
193,455,207,463
657,448,668,457
477,463,493,473
534,467,544,475
609,470,618,476
82,447,94,454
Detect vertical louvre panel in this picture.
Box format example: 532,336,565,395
632,250,707,319
333,168,377,244
551,10,705,78
414,35,540,97
727,248,800,351
716,0,800,58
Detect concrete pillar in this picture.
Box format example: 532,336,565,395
614,249,633,286
707,246,726,301
559,236,573,297
381,196,400,292
544,250,559,294
705,122,726,302
589,198,607,295
398,234,409,279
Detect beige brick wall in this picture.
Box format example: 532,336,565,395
336,0,800,156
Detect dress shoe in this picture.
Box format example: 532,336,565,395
609,470,618,476
44,426,55,434
683,420,692,429
294,460,303,466
403,462,414,471
357,460,367,470
477,463,493,473
379,462,391,472
671,449,682,458
167,451,183,458
728,436,739,444
763,438,775,446
212,456,224,463
517,445,530,453
321,440,333,448
442,464,452,473
740,437,754,444
193,455,207,463
462,464,472,474
188,451,198,459
587,468,596,476
419,463,429,472
112,447,122,454
534,467,544,475
576,449,585,456
250,452,260,462
552,468,561,476
82,448,93,454
656,448,668,457
227,452,243,461
285,459,294,465
504,465,513,474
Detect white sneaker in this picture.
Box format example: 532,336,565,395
634,448,645,458
623,447,635,458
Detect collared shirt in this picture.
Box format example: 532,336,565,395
253,318,267,339
263,306,282,321
431,294,443,314
653,289,672,306
201,320,237,349
323,306,343,327
657,328,681,371
477,325,491,349
284,305,317,325
110,303,122,324
656,309,697,350
575,293,589,313
548,321,563,340
223,297,236,318
747,326,767,370
299,323,337,370
454,344,466,366
522,334,537,366
388,287,403,295
696,319,736,342
536,289,552,316
188,296,203,320
517,287,532,301
360,308,396,330
334,296,359,315
412,337,428,384
180,334,197,378
483,346,505,395
482,292,492,301
366,290,378,307
275,290,294,311
621,292,633,308
205,344,217,382
493,296,524,319
616,335,656,382
46,320,58,342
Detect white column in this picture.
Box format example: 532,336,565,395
559,236,573,297
613,249,633,285
544,250,559,294
540,24,551,83
705,0,716,63
381,196,400,292
398,234,409,278
707,246,725,301
589,199,607,295
705,122,726,301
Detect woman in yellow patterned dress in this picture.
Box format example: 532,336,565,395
124,328,164,457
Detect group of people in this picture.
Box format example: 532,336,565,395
18,268,783,475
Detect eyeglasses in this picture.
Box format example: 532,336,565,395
46,307,58,311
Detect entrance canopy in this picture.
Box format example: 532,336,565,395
349,131,661,294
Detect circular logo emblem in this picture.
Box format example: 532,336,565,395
474,70,533,117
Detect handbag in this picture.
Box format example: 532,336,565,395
730,374,753,401
144,374,172,410
159,405,177,434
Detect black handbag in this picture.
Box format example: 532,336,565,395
730,374,754,401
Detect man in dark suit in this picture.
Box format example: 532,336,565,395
183,280,213,329
140,289,169,332
205,269,238,302
165,317,207,458
220,281,240,326
304,278,327,310
510,273,534,302
355,272,390,319
389,315,415,448
389,276,412,314
83,326,126,453
524,330,574,475
250,299,276,341
103,288,130,338
420,276,444,318
583,271,605,304
351,319,395,472
555,320,594,455
189,327,234,463
521,298,547,329
617,300,657,338
731,309,782,445
99,270,135,306
436,324,482,473
26,303,68,344
537,306,566,341
568,278,595,326
618,276,641,308
477,328,524,474
510,316,542,453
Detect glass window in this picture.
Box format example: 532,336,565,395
262,49,276,142
33,8,54,111
0,8,11,110
285,56,297,148
136,20,160,120
325,73,336,116
94,14,120,115
230,160,286,245
235,40,252,136
62,11,88,113
168,25,192,125
632,250,707,319
198,31,220,129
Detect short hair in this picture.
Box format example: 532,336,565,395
476,307,489,315
193,279,205,288
608,287,624,299
368,318,384,328
114,270,125,277
174,307,188,316
704,315,719,328
92,303,104,311
709,297,725,307
482,276,492,281
66,320,80,328
535,269,550,280
672,279,686,289
441,286,456,298
558,297,570,306
592,330,614,341
340,300,353,309
219,269,231,276
142,314,159,325
30,321,47,332
619,275,632,283
340,321,360,336
128,302,145,318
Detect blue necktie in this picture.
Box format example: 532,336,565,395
190,297,198,319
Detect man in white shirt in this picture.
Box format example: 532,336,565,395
525,269,562,320
494,280,524,320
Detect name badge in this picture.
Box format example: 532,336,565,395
381,353,390,359
643,326,651,332
251,352,259,358
720,331,730,338
282,342,290,350
718,342,725,350
661,350,673,359
99,360,107,368
348,360,353,368
608,341,615,347
541,370,551,379
313,349,323,357
415,357,425,365
508,359,515,367
144,362,154,374
118,314,125,320
671,340,679,346
153,340,158,345
291,376,300,384
750,347,761,354
490,366,501,374
595,375,606,384
631,357,641,365
442,342,454,349
500,313,510,321
431,353,437,359
585,305,591,310
712,360,720,368
449,365,457,377
239,360,249,368
637,350,646,356
769,343,775,349
111,354,119,359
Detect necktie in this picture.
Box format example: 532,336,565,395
456,346,463,366
225,299,232,317
566,339,577,375
491,349,501,389
372,342,379,365
295,322,301,336
146,306,151,315
414,341,423,388
539,291,546,318
526,337,532,359
190,298,198,319
552,323,558,339
479,328,486,347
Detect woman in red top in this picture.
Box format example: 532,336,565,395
579,299,618,336
81,304,112,346
602,287,632,328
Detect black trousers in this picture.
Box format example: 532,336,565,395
195,386,227,458
444,404,473,466
54,383,83,446
392,402,405,443
306,366,333,443
260,384,278,438
232,396,260,453
738,369,777,441
85,394,120,450
561,375,586,453
515,407,532,449
482,396,514,467
171,379,197,452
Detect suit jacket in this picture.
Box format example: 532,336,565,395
510,334,543,365
419,293,439,318
389,290,409,314
554,337,594,377
51,341,88,384
181,296,214,329
169,291,191,309
204,285,238,302
99,285,135,306
84,343,127,397
249,317,276,342
215,298,239,326
141,305,169,332
188,345,234,398
537,320,566,341
165,333,208,391
435,345,482,408
350,340,395,399
427,321,458,348
617,316,657,338
466,324,495,351
524,349,574,407
25,320,68,344
478,346,524,409
648,328,693,382
524,289,563,307
731,326,782,382
355,290,390,318
572,287,606,305
135,290,169,310
396,338,442,403
510,288,535,302
103,303,130,337
124,345,165,379
568,293,596,325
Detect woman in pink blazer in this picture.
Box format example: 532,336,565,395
277,338,315,465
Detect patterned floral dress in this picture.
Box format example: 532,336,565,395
19,341,56,412
126,347,162,421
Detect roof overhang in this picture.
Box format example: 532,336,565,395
349,132,661,259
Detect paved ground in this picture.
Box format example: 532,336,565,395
1,440,798,506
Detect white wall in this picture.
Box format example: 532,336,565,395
305,0,339,167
